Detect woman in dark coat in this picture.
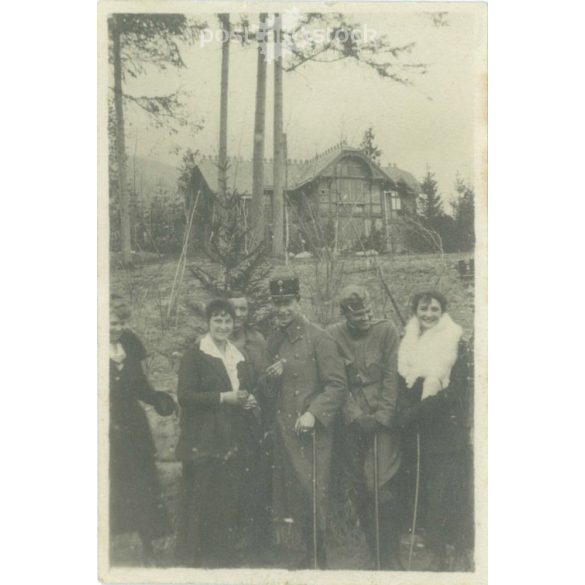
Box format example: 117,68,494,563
397,291,473,571
109,298,176,565
174,299,259,568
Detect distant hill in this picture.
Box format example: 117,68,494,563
127,157,181,200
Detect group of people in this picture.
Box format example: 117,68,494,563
109,274,473,571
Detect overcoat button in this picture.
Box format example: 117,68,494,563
295,354,300,359
293,372,299,378
294,390,300,396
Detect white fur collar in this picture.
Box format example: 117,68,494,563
398,313,462,398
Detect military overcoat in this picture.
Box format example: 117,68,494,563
328,319,401,491
265,314,347,530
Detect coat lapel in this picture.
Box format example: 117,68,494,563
199,346,233,390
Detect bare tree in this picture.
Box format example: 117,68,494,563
250,13,268,247
111,15,132,266
218,14,231,200
272,13,285,258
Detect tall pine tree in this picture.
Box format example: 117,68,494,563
359,127,382,163
188,191,272,327
419,170,444,221
108,14,206,265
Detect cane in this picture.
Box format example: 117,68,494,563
312,429,318,570
407,431,421,571
373,432,381,570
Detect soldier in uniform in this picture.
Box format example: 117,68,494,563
328,285,402,570
227,292,274,564
264,274,347,569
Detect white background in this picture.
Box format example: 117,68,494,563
2,0,584,583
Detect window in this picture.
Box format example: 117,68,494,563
335,158,369,179
384,190,402,218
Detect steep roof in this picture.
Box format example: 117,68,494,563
381,164,421,194
195,143,421,195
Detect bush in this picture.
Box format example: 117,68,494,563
109,190,187,255
353,225,386,254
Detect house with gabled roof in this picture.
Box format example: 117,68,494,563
191,142,421,253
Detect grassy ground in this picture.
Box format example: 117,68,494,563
109,251,475,570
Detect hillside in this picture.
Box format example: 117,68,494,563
126,157,181,200
109,252,475,568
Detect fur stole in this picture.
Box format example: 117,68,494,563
398,313,463,399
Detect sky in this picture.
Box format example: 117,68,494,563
121,6,486,206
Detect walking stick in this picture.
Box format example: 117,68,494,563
373,431,381,571
312,429,318,570
407,432,421,571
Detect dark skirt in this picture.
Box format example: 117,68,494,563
175,459,242,567
398,440,473,552
109,420,171,540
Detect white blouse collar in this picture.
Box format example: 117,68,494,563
199,333,246,392
199,333,244,363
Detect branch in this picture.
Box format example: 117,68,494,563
281,14,427,83
119,88,204,135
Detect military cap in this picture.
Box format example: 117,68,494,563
339,284,371,313
269,274,300,298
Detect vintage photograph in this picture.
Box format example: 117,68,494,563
98,1,486,581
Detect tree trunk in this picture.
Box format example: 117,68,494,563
283,133,289,262
112,15,132,266
250,13,268,248
272,13,285,258
218,14,230,200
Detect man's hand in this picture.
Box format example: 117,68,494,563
242,394,258,410
295,411,316,435
356,414,379,433
346,363,362,388
266,359,286,378
221,390,249,406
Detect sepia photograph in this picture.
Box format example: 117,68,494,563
98,1,487,582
